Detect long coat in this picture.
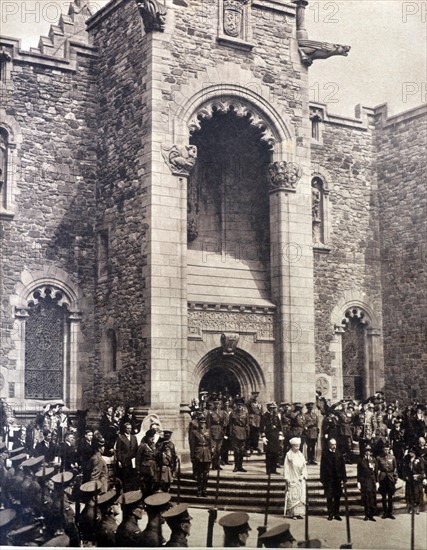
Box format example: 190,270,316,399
192,428,212,463
116,433,138,470
320,450,347,497
260,411,283,452
357,456,378,491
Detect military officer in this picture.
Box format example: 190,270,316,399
218,511,251,547
377,441,398,519
96,490,121,547
357,445,378,521
192,416,212,496
304,402,320,465
157,429,178,492
207,398,228,470
228,398,250,473
246,391,263,455
290,403,305,450
162,503,193,547
115,490,145,546
261,402,284,475
139,492,171,547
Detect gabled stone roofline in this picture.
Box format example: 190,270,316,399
86,0,128,30
0,35,97,72
373,102,427,128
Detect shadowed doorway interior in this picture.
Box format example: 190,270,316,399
199,365,241,398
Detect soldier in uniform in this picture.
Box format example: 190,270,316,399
333,402,354,463
96,490,121,547
377,441,398,519
221,398,233,465
304,402,320,465
228,398,249,473
206,398,228,470
157,429,177,493
389,417,406,478
192,417,212,496
290,403,305,451
89,436,109,493
246,391,263,455
218,511,251,547
136,428,159,496
258,522,297,548
162,503,193,547
139,492,171,547
280,403,293,455
261,402,284,475
115,490,145,547
19,456,44,516
51,471,79,546
357,444,378,521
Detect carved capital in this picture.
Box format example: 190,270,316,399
268,161,302,192
135,0,167,33
162,144,197,177
220,333,240,355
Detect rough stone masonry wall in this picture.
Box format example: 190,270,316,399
88,1,150,409
375,106,427,403
0,50,98,407
311,117,383,379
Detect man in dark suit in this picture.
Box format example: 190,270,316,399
34,429,56,463
320,438,347,520
116,422,138,491
58,432,79,471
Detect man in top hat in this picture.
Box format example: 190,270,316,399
261,402,284,475
218,511,251,547
304,402,320,465
162,503,193,547
96,490,121,547
140,492,171,547
116,490,145,547
258,522,296,548
228,398,250,473
116,422,139,492
320,438,347,521
246,391,263,455
157,429,178,493
206,398,229,470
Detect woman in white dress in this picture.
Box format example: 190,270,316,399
284,436,308,519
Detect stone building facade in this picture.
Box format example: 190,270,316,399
0,0,425,446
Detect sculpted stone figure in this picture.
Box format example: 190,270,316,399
162,144,197,177
268,161,302,191
298,40,351,67
136,0,167,33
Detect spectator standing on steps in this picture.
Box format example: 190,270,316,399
228,398,250,473
356,444,378,521
320,437,347,521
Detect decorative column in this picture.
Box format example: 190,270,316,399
268,160,316,403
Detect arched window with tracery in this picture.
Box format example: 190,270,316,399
24,286,71,400
0,127,8,207
341,307,368,401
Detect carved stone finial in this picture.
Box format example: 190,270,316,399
162,144,198,177
221,333,240,355
298,40,351,67
136,0,167,33
268,161,302,192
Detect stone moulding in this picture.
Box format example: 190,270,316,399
188,97,277,150
188,303,275,343
268,160,302,192
162,144,197,177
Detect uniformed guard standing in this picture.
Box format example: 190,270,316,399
136,428,159,496
218,511,251,547
206,399,228,470
228,398,250,473
377,442,397,519
157,429,178,493
192,417,212,496
115,490,145,547
139,492,171,547
304,402,320,465
290,403,306,450
260,403,284,475
356,445,378,521
162,503,193,547
246,391,263,455
220,399,233,466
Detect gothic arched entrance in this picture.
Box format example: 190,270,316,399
194,347,266,400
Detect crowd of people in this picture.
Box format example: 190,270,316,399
0,391,426,546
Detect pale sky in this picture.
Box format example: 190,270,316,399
1,0,426,116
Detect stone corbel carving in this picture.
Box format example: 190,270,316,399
135,0,167,33
268,161,302,192
221,333,240,355
0,48,12,63
298,41,350,67
162,144,197,177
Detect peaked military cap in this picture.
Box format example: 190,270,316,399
122,490,143,506
98,490,121,507
144,492,171,508
305,402,315,407
268,402,278,408
162,503,192,523
163,429,173,434
80,480,103,493
259,522,292,541
10,452,27,463
22,455,44,468
218,512,251,532
251,391,260,395
51,471,74,485
9,446,25,456
8,524,39,543
35,466,55,479
42,534,70,547
293,402,303,408
0,509,16,530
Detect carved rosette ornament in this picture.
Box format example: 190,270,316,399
223,0,248,38
220,333,240,355
162,144,197,177
135,0,167,33
268,161,302,192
